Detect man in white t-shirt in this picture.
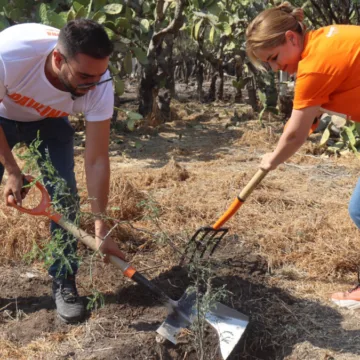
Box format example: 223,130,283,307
0,19,126,323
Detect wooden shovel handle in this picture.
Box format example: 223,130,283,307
54,217,172,302
10,177,172,303
10,177,135,276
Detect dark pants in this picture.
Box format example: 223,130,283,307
0,116,79,278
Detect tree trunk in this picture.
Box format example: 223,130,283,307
139,63,156,120
208,72,217,102
234,55,243,103
162,33,176,98
196,58,204,102
138,0,186,126
217,65,224,101
247,78,258,112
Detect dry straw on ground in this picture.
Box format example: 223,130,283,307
108,171,146,221
143,157,190,187
2,103,360,359
1,118,359,281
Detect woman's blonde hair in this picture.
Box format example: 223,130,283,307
246,2,305,70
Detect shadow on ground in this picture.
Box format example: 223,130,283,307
104,253,360,360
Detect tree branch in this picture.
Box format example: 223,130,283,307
156,0,166,23
310,0,330,25
152,0,186,45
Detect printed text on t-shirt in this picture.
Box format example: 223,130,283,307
8,93,69,118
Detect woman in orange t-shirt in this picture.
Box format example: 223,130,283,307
246,2,360,308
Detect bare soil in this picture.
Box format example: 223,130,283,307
1,83,360,360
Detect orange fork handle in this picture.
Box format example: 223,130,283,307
211,169,268,230
212,198,243,230
9,175,61,223
310,116,320,134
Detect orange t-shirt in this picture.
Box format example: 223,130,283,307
294,25,360,121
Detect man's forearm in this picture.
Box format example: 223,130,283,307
0,125,20,175
85,156,110,217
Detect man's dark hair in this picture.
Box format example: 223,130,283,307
58,19,113,59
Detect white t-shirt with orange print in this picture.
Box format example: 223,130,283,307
0,23,114,122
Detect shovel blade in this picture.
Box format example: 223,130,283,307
206,302,249,360
157,291,248,360
156,291,197,344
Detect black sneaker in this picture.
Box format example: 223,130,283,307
52,276,85,323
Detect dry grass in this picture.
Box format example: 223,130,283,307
143,157,190,188
108,171,146,221
0,337,58,360
1,103,360,358
1,115,359,280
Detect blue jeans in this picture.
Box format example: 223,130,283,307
349,177,360,229
0,116,79,278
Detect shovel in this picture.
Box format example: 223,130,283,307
10,175,249,359
182,168,268,263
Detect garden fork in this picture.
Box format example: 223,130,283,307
181,168,268,264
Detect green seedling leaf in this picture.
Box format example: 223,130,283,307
116,17,129,30
334,141,345,149
257,90,266,106
140,19,150,33
194,19,203,40
354,122,360,136
114,76,125,96
108,63,120,75
127,111,143,121
258,106,266,126
223,23,232,36
319,127,330,146
86,0,93,18
125,6,134,21
73,1,83,12
209,26,215,43
132,47,149,65
104,21,117,32
75,5,87,19
48,11,67,28
103,4,123,15
343,126,357,147
123,52,132,75
104,27,116,40
67,9,76,21
92,11,106,23
224,41,235,51
127,118,136,131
